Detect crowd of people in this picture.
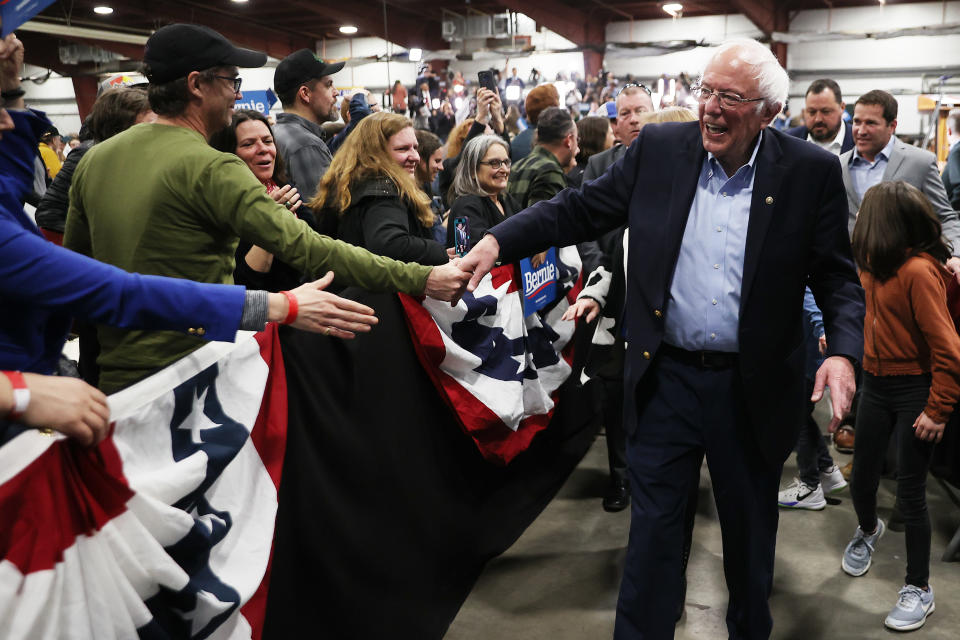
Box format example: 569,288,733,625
2,19,960,639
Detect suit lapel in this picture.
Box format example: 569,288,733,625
881,138,906,181
740,130,786,308
664,127,706,279
840,151,860,211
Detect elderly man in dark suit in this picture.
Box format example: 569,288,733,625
786,78,854,155
458,38,864,639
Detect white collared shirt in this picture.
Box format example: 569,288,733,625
807,121,846,157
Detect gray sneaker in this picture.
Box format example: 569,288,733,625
841,519,885,576
884,584,935,631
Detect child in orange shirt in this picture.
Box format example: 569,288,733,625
843,181,960,632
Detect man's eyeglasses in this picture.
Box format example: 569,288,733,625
478,159,511,170
690,84,763,109
617,82,652,97
212,75,243,94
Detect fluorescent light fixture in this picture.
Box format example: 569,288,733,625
339,25,358,35
663,3,683,18
408,48,423,62
93,5,114,14
230,0,250,3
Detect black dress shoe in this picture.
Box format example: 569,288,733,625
602,478,630,512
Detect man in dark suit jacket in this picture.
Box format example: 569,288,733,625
583,85,654,182
459,40,864,639
786,78,854,155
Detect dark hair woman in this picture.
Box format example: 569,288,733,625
210,109,317,291
311,112,450,265
567,116,613,187
414,128,446,243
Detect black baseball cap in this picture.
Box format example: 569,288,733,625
274,49,345,96
143,24,267,84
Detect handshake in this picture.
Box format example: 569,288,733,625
429,235,503,306
277,237,501,342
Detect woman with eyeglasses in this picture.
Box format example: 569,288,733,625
312,112,451,266
446,134,521,252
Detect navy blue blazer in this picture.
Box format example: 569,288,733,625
489,121,865,464
786,122,855,154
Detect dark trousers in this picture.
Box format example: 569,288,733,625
600,374,628,481
795,378,834,487
851,372,936,587
615,353,781,640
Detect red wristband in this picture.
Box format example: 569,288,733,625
2,370,29,420
279,291,298,324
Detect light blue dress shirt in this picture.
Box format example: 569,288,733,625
848,135,896,202
663,132,763,352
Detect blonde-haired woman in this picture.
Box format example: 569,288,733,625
311,112,450,265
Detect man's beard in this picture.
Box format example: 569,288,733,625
810,123,840,143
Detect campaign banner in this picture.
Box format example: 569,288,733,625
519,247,559,317
1,0,56,37
234,90,278,115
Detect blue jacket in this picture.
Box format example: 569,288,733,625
488,122,864,465
0,109,246,375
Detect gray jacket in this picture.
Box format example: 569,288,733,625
840,137,960,254
273,112,332,201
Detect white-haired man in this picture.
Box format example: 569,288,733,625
458,39,865,638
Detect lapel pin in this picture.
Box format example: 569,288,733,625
765,196,774,205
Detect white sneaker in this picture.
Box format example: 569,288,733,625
777,479,826,510
819,464,848,494
884,584,935,631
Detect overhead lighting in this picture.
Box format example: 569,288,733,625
339,25,358,35
663,3,683,18
408,48,422,62
93,5,113,14
230,0,249,3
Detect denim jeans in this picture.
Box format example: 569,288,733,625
851,372,936,587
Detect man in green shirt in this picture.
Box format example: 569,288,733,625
507,106,579,208
64,24,470,392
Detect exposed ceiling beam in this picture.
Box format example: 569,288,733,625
283,0,446,50
498,0,605,47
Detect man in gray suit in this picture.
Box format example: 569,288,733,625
840,90,960,277
583,84,654,182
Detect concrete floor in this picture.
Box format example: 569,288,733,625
447,409,960,639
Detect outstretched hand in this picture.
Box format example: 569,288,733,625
452,234,501,305
287,271,379,339
810,355,856,433
561,297,601,323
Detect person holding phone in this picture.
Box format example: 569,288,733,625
446,134,520,252
313,112,452,266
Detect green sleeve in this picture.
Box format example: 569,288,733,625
526,169,568,207
199,156,432,294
